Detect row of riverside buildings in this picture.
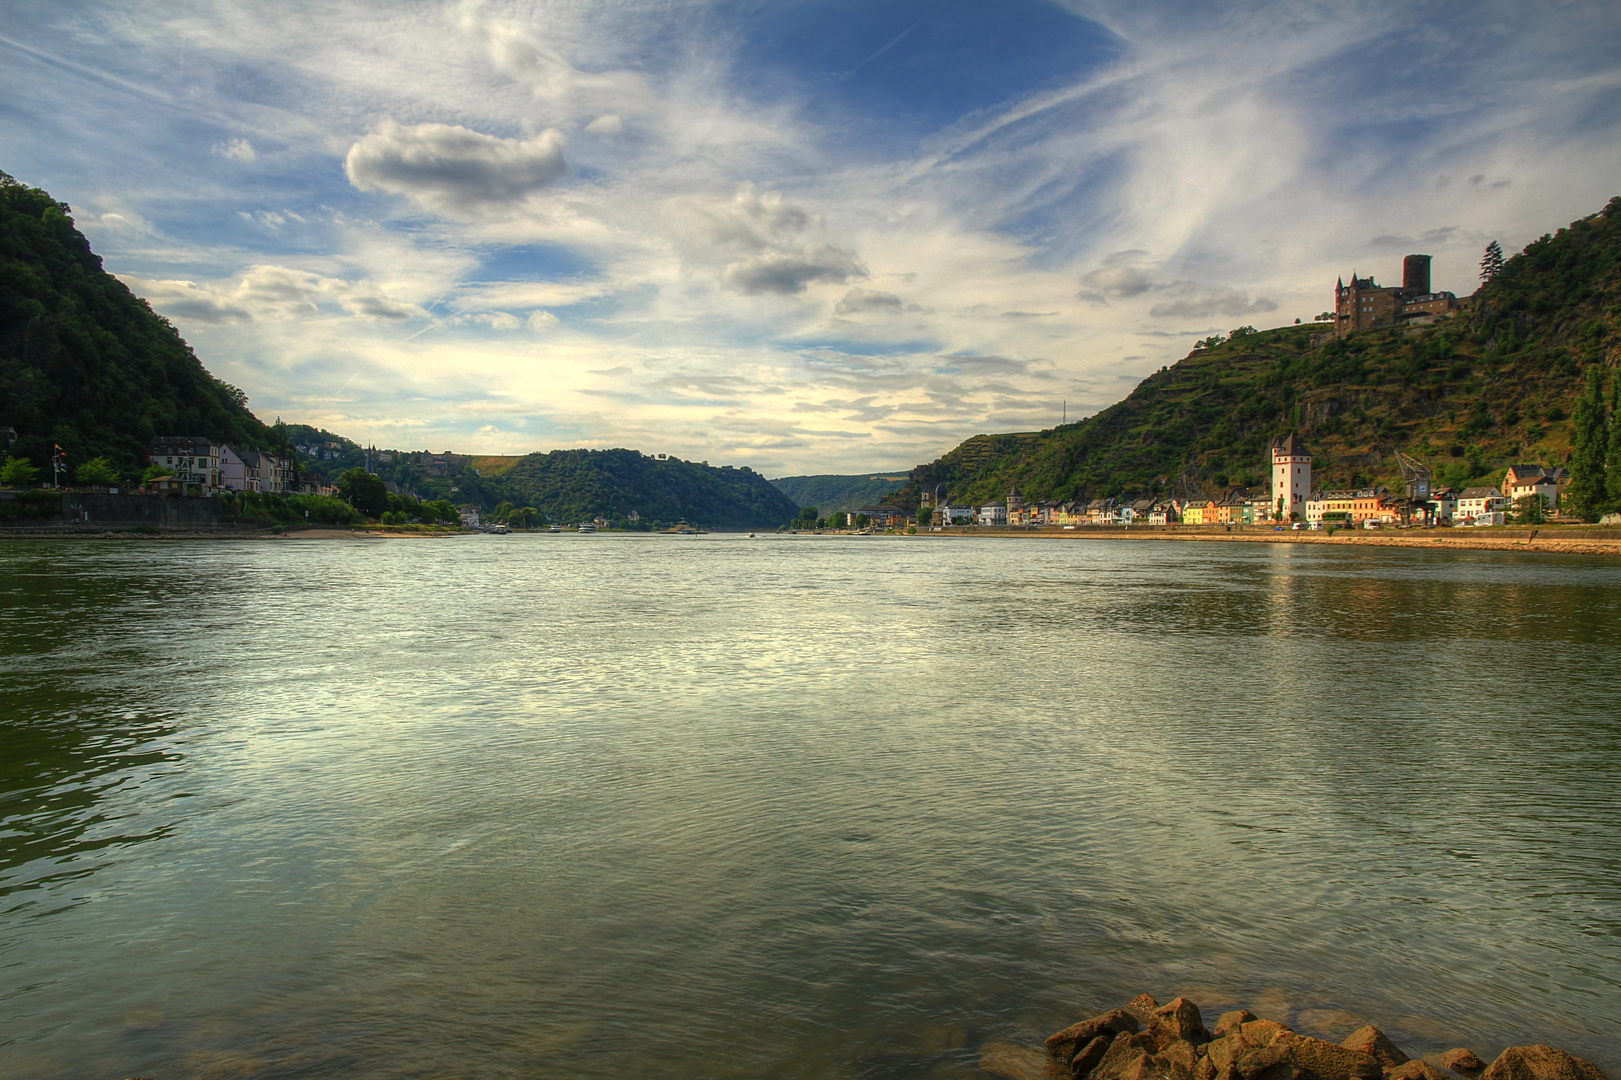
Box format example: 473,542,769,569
146,436,333,496
918,434,1572,530
908,254,1574,530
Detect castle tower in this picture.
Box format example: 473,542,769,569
1271,433,1311,522
1403,254,1431,294
1006,484,1024,521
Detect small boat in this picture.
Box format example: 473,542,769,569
548,524,561,533
578,523,597,533
748,531,756,538
488,523,510,534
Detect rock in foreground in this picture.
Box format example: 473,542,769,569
1017,995,1605,1080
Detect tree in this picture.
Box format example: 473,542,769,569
916,506,931,526
338,467,390,519
1,456,39,485
855,513,870,529
490,500,516,523
1566,368,1609,521
421,498,462,524
1480,240,1504,282
1513,493,1546,525
74,456,120,486
828,511,847,529
1607,376,1621,512
795,506,818,525
141,463,175,483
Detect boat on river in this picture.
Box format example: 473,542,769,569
548,524,561,533
578,523,597,534
487,523,509,534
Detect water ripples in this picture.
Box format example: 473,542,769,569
0,535,1618,1079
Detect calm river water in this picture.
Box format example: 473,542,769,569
1,534,1618,1080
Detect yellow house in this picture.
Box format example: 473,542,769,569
1182,501,1215,525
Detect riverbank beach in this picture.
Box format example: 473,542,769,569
905,525,1621,558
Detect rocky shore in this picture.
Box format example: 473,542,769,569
982,994,1605,1080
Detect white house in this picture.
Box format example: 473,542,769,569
976,501,1007,526
147,437,222,492
1427,488,1457,524
1505,474,1560,512
1456,486,1510,523
220,446,292,494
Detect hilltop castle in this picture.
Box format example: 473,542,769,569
1335,254,1458,338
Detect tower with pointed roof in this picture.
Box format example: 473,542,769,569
1271,432,1311,522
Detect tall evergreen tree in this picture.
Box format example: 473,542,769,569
1606,374,1621,512
1566,368,1608,520
1479,240,1505,282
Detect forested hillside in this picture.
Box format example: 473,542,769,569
490,449,800,528
769,473,907,512
0,171,269,474
889,196,1621,509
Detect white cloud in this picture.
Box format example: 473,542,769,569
584,114,623,135
669,186,866,296
125,266,423,324
723,244,867,296
1148,285,1278,320
834,288,904,315
1078,264,1155,302
526,310,559,332
345,120,568,212
212,137,256,162
121,277,252,324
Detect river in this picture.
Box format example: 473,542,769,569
1,534,1617,1080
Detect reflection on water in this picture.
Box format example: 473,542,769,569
0,536,1617,1080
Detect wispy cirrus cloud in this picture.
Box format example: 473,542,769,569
1,0,1616,474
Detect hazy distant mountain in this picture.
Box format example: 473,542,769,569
769,473,908,513
0,170,270,473
888,196,1621,508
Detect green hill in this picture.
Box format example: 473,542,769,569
0,170,270,475
489,449,800,529
769,473,908,513
889,195,1621,509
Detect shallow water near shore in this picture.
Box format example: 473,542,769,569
1,534,1618,1080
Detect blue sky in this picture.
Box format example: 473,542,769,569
3,0,1619,474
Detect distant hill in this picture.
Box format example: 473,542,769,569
887,195,1621,508
491,449,800,528
0,170,270,474
769,473,908,512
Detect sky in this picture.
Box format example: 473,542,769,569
3,1,1619,475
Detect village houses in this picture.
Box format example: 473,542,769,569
912,427,1570,532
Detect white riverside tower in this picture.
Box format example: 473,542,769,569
1271,432,1311,522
